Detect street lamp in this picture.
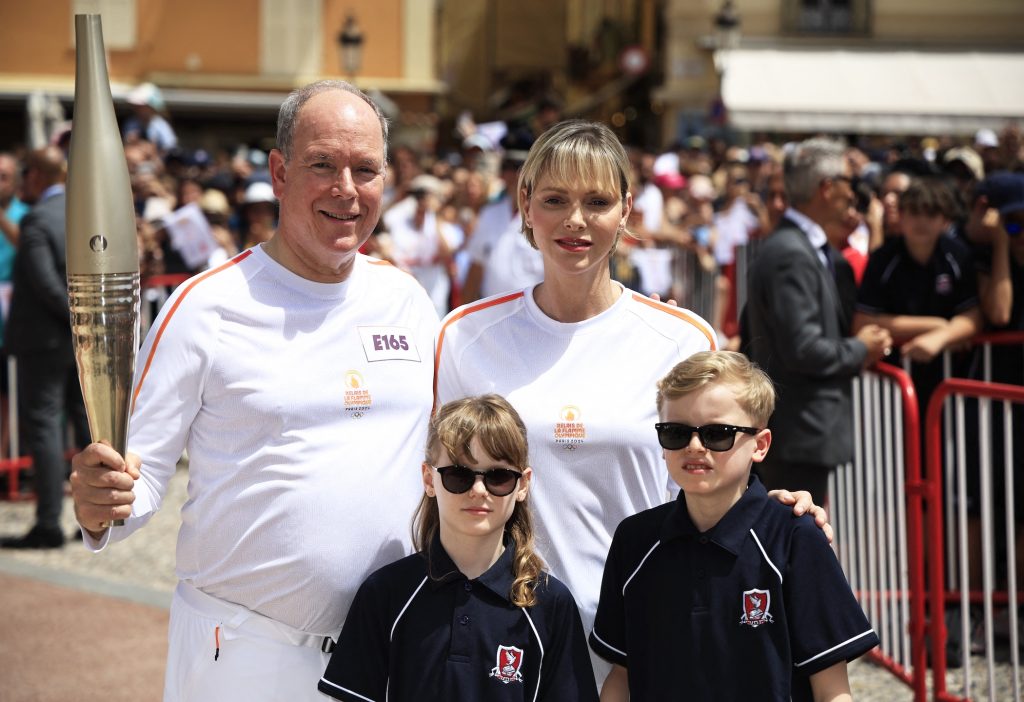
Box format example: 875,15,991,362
714,0,741,51
712,0,741,75
337,14,364,79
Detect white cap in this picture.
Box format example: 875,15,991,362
652,152,680,176
975,128,999,149
243,181,276,204
127,82,165,111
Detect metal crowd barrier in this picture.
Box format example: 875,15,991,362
925,378,1024,702
673,247,717,328
833,362,928,699
840,332,1024,701
1,355,31,500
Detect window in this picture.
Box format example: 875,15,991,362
784,0,869,35
71,0,137,50
260,0,323,77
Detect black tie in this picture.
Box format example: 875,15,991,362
820,242,836,280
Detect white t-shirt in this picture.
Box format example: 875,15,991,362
99,246,438,635
466,196,544,299
384,206,463,317
435,284,717,638
713,199,758,265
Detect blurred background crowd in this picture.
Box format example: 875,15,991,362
6,86,1020,332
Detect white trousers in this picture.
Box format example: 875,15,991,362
165,582,333,702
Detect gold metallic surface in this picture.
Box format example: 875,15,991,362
68,273,140,459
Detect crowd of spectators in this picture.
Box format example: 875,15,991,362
0,91,1022,469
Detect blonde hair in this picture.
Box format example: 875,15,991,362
656,351,776,427
414,394,545,608
517,119,631,248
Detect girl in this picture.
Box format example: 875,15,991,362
318,394,598,701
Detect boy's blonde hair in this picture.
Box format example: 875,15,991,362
414,394,545,607
656,351,776,427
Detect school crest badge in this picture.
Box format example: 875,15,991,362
489,645,524,684
739,588,774,627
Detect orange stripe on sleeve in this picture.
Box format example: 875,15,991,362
130,250,254,413
630,293,718,350
432,291,525,407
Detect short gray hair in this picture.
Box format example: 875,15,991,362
783,138,846,206
276,80,389,161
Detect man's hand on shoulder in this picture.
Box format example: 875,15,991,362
768,488,834,543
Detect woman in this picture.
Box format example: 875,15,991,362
435,120,822,685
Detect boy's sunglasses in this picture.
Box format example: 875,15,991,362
654,422,760,452
434,465,523,497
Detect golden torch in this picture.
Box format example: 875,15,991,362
66,14,140,526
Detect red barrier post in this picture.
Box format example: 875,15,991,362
925,378,1024,701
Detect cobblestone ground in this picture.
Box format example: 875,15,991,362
0,464,1018,700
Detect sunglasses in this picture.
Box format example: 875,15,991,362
1006,220,1023,237
654,422,760,452
434,465,523,497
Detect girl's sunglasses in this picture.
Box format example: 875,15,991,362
434,465,523,497
654,422,759,452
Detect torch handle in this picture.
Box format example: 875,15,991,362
69,272,140,528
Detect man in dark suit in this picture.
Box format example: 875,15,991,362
743,138,891,506
2,146,88,549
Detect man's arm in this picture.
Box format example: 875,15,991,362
17,214,69,320
755,251,869,377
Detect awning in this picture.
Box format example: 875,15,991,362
721,48,1024,135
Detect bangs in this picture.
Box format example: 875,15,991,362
537,141,625,199
430,396,529,470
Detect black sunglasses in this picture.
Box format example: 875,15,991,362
654,422,760,452
434,465,523,497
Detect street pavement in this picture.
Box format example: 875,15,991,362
0,464,997,701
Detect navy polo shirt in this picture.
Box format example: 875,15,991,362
857,234,978,320
590,476,878,701
857,234,979,404
319,533,598,702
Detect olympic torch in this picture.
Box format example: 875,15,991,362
66,14,140,526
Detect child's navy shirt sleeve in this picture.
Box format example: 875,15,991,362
535,576,600,702
589,521,630,667
856,242,895,314
319,573,391,702
785,517,880,677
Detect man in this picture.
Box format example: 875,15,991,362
460,149,543,303
2,146,89,548
743,138,891,506
70,81,438,701
123,82,178,154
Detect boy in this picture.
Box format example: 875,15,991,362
589,351,878,701
854,177,982,411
